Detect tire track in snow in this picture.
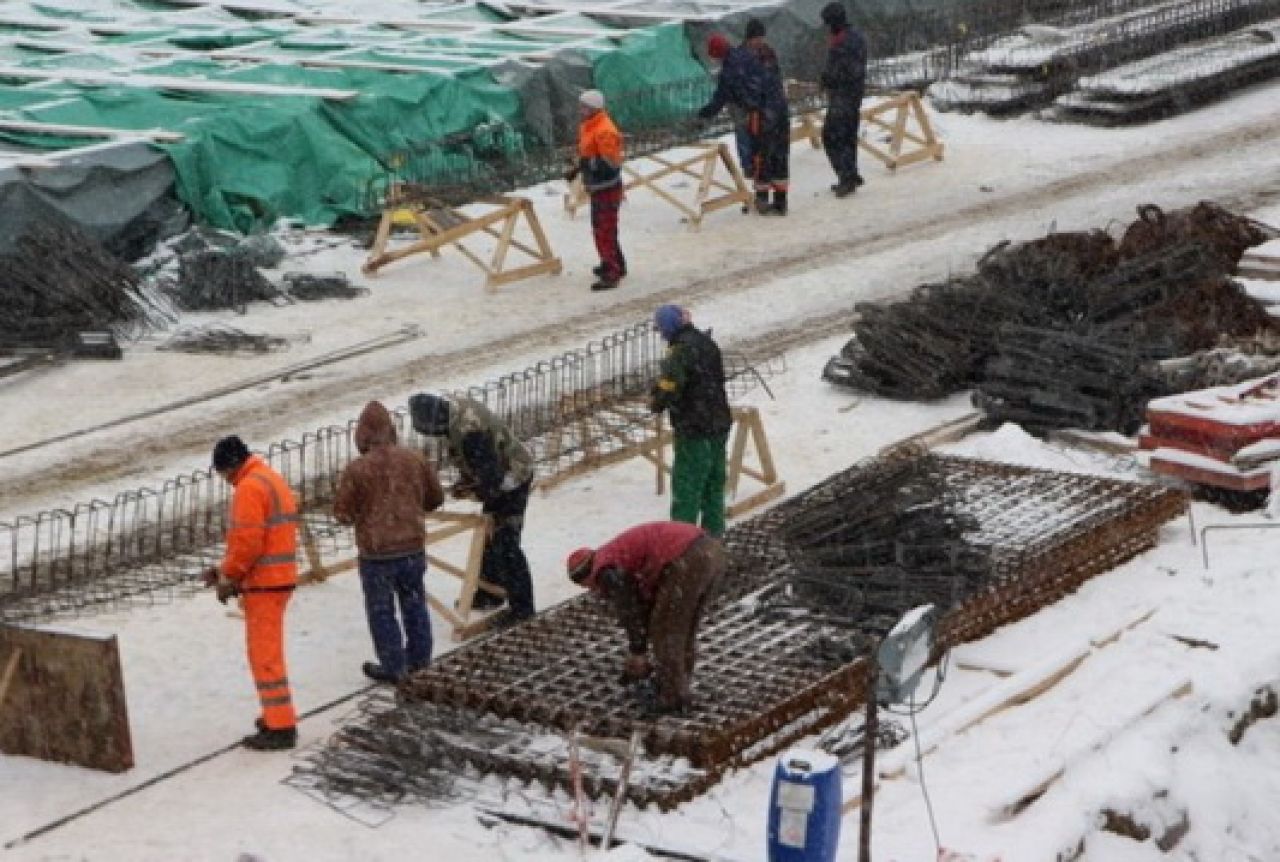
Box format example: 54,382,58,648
4,114,1280,509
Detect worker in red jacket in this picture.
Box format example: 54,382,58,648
566,521,726,715
203,435,299,751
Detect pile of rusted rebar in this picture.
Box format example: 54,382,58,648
0,222,173,349
826,202,1280,430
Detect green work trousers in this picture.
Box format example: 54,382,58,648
670,434,729,537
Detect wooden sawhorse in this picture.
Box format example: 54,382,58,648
790,91,945,170
535,403,785,521
300,509,503,642
362,193,562,291
564,141,751,230
651,405,787,517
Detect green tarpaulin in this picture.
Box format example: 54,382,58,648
0,17,713,231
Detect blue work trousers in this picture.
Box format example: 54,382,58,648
359,552,432,678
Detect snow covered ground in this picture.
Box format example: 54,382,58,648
3,74,1280,861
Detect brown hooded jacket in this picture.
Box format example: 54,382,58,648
334,401,444,558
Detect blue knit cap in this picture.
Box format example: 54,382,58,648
654,304,684,340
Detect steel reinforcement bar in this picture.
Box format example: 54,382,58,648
371,451,1186,809
0,321,778,622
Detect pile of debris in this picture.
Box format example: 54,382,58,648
0,221,174,366
825,202,1280,432
152,228,369,312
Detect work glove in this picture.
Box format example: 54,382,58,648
201,565,220,587
620,652,652,683
215,577,240,605
563,164,580,183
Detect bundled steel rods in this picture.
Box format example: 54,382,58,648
0,221,172,348
826,203,1279,431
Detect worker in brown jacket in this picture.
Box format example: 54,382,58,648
334,401,445,684
566,521,726,715
204,435,300,751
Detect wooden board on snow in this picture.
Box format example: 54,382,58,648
0,624,133,773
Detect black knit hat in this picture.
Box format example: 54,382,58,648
408,393,451,436
820,1,848,29
745,18,765,39
212,435,251,472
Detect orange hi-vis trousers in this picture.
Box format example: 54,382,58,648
244,590,296,730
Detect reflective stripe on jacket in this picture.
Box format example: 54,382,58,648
577,110,624,192
221,455,299,589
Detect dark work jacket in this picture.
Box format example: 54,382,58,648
650,324,733,439
745,38,790,124
700,44,766,118
821,28,867,106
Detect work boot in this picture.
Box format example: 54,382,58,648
362,661,404,684
491,608,534,630
830,175,864,193
768,190,788,215
590,277,621,292
593,263,627,279
753,190,771,214
832,178,859,198
458,589,504,611
242,725,297,751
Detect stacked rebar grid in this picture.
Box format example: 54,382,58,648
292,450,1185,812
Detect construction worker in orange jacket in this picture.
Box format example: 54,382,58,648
203,435,300,751
565,89,626,292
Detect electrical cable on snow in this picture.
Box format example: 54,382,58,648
4,682,378,850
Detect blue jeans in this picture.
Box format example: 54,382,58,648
359,552,432,678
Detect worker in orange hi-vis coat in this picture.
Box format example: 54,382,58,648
203,435,300,751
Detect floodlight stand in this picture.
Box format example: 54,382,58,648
859,661,879,862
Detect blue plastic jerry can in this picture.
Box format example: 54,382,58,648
766,748,842,862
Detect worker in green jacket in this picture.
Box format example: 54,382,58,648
649,305,733,536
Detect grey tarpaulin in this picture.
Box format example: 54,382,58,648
0,142,184,260
491,53,597,149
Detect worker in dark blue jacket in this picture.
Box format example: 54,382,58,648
819,2,868,198
699,23,791,215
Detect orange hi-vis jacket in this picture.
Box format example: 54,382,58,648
577,109,623,191
220,455,299,590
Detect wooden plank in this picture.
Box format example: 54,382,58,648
0,119,184,143
990,676,1193,820
0,648,20,711
0,624,133,773
0,66,359,101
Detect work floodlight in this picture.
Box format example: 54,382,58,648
876,604,938,706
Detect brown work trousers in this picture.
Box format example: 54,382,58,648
650,537,726,709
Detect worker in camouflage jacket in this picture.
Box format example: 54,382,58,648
649,304,733,537
408,393,536,624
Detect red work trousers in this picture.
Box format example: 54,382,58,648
243,589,297,730
589,185,626,281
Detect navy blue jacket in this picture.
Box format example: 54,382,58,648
821,28,867,105
699,45,767,118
